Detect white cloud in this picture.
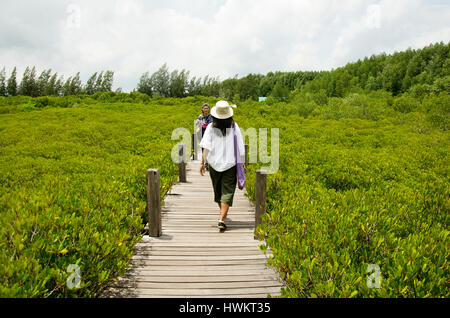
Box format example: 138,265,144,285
0,0,449,91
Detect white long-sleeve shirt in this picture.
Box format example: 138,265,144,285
199,122,245,172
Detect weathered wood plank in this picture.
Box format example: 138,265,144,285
115,281,282,289
130,294,280,299
136,240,264,247
127,266,277,273
131,254,269,261
104,290,280,298
136,246,267,251
110,287,282,296
115,275,279,283
130,260,270,267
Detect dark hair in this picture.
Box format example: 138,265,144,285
212,116,234,136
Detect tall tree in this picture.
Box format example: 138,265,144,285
0,67,6,97
95,71,104,93
46,73,58,96
101,71,114,92
85,72,98,95
37,69,52,96
70,72,83,95
169,69,189,98
151,64,170,97
54,75,64,96
7,67,18,96
19,66,38,96
62,76,72,96
187,76,202,96
137,71,153,96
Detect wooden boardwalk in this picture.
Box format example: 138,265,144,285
103,156,282,298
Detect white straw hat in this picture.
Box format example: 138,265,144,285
211,100,237,119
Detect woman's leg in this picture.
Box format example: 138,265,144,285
218,166,237,222
219,202,230,222
209,167,223,207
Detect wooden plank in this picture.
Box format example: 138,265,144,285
161,217,253,221
131,254,269,260
133,252,273,258
165,197,249,201
115,275,279,283
104,290,280,298
160,232,256,236
141,236,262,242
151,238,258,242
161,223,254,228
130,260,269,266
115,281,282,289
131,294,280,299
161,229,255,234
161,220,254,223
161,202,254,212
136,246,265,251
126,268,277,274
162,204,252,209
110,287,282,296
140,238,261,244
161,211,253,215
136,241,264,247
160,222,254,226
134,248,271,254
162,208,252,212
161,212,253,217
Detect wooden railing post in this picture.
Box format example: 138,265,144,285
244,144,249,166
147,169,161,237
178,144,187,182
192,133,198,161
255,170,267,229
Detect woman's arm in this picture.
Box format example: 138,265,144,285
235,122,246,165
201,149,210,164
200,149,210,176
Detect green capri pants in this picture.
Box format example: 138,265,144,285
209,165,237,206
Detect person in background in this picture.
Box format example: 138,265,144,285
196,103,212,170
199,100,245,231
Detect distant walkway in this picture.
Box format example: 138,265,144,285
103,155,282,298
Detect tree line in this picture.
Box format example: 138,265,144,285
1,41,448,100
135,42,449,101
301,41,449,98
136,62,318,101
0,67,114,97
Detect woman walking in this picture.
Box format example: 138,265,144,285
199,100,245,231
196,103,212,170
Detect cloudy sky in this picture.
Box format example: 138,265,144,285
1,0,449,92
